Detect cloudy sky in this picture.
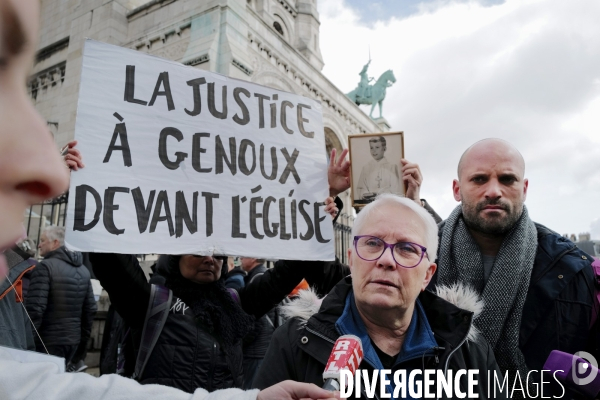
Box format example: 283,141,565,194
317,0,600,239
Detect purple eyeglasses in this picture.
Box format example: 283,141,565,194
353,235,429,268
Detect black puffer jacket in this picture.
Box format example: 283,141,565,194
25,246,96,355
90,253,310,393
254,277,506,399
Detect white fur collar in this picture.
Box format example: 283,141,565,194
434,283,483,342
279,283,483,341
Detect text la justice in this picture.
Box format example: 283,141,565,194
124,65,315,138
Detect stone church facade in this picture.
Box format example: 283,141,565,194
32,0,384,209
33,0,383,148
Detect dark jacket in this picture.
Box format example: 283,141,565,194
242,264,276,359
254,277,505,399
25,246,96,359
518,224,595,370
304,222,597,374
90,253,310,393
0,248,37,350
430,222,597,373
98,304,131,376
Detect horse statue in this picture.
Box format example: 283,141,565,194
346,66,396,119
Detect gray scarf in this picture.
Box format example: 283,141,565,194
437,204,537,383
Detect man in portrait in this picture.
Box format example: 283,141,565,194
356,136,401,202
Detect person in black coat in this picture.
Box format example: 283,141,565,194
26,226,97,365
90,251,317,394
255,195,505,399
255,277,505,399
240,258,277,389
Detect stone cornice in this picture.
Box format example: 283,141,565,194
27,61,67,100
35,37,69,63
276,0,298,18
183,53,209,66
232,58,253,76
127,0,178,20
123,19,192,50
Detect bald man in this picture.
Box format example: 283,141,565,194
433,138,596,385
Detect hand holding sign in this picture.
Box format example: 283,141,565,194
61,140,84,171
327,148,351,198
323,197,339,220
401,158,423,204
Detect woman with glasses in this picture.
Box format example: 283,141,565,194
254,194,506,399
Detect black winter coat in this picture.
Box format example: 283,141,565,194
254,277,506,399
90,253,310,393
517,224,596,371
302,223,597,374
243,264,276,359
25,246,96,359
431,222,597,373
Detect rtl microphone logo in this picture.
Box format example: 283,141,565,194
322,335,364,391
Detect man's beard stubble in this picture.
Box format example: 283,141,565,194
462,199,524,236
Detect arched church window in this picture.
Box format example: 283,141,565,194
273,21,284,36
324,127,342,160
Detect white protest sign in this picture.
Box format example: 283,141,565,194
65,40,334,261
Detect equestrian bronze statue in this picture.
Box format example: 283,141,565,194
346,60,396,119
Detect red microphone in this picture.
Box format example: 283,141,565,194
322,335,364,391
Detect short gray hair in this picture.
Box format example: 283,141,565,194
43,226,65,246
351,194,438,260
369,136,386,148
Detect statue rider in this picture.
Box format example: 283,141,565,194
358,60,374,100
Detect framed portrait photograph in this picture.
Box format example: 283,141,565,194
348,131,405,207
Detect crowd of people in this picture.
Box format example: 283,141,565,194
0,0,598,399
